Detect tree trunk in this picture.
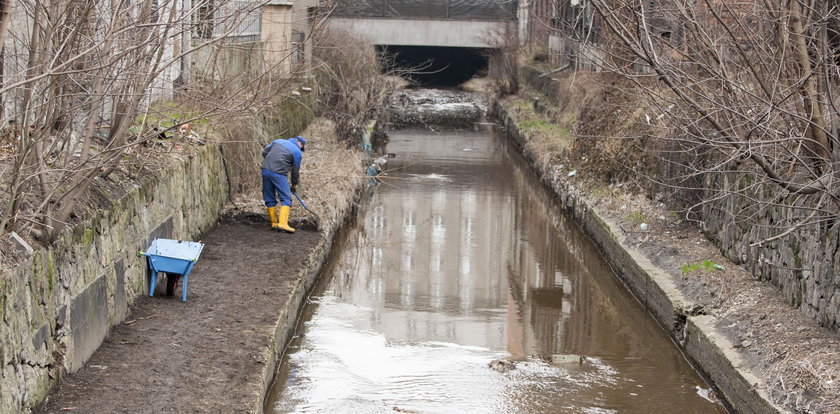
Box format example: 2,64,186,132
789,0,831,161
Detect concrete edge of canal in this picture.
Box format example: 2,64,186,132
493,100,789,414
251,193,364,413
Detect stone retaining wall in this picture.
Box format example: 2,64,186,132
703,178,840,330
0,146,229,412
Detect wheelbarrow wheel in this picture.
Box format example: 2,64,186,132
165,273,180,296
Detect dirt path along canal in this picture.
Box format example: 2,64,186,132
264,118,727,413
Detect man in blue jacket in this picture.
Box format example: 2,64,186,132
262,136,306,232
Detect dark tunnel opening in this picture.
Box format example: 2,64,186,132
378,45,490,88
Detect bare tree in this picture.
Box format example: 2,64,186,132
577,0,840,242
311,26,405,143
0,0,313,243
486,21,521,97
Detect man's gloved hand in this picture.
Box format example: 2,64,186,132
291,185,297,193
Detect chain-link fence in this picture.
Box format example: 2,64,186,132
332,0,517,21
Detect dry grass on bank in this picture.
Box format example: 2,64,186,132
226,118,365,231
500,71,654,177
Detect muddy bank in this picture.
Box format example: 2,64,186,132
493,98,840,413
34,119,365,413
36,215,323,413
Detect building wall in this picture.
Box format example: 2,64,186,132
2,1,183,124
2,1,31,121
292,0,320,76
261,3,294,75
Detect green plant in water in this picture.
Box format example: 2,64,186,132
681,260,725,274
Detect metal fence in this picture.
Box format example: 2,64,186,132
332,0,518,21
199,0,261,42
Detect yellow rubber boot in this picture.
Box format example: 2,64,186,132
267,206,280,229
277,206,296,233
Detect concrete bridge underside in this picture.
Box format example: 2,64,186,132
329,18,513,48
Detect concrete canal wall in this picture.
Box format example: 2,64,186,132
493,101,788,414
519,67,840,332
0,146,228,412
253,202,361,413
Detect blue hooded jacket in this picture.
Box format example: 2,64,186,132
262,137,305,185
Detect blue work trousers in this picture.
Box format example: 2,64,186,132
262,168,291,207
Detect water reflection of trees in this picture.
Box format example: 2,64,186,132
503,138,673,360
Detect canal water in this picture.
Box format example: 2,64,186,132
264,115,726,413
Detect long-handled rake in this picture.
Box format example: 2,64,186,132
292,190,320,221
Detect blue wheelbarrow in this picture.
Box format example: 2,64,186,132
140,238,204,302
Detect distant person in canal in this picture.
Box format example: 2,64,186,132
262,136,306,233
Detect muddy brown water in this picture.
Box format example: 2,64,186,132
264,122,728,413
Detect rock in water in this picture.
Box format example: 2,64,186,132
550,354,586,365
488,358,516,373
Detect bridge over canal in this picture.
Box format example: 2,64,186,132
328,0,519,48
327,0,520,85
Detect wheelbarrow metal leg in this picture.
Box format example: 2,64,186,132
181,261,196,302
150,272,157,297
182,275,189,302
147,257,159,297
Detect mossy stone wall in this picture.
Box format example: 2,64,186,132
702,173,840,330
0,145,228,413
